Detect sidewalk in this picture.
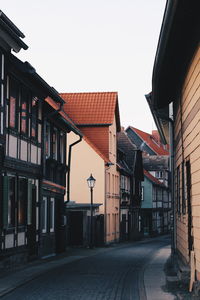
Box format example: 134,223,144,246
0,238,174,299
144,245,175,300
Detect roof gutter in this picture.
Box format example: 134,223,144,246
66,135,82,203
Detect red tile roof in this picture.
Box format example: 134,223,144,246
60,92,121,131
144,169,164,186
83,135,109,163
129,126,169,155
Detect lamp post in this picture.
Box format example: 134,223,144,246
87,174,96,248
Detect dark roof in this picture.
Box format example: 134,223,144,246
117,130,144,180
0,10,28,52
9,54,64,104
117,130,137,170
152,0,200,109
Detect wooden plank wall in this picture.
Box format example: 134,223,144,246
174,47,200,269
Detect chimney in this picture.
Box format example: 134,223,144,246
152,130,160,143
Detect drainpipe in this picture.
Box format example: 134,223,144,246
104,162,114,244
169,105,176,254
66,136,82,203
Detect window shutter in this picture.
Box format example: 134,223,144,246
27,179,32,225
3,176,9,228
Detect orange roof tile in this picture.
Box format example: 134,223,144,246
129,126,169,155
83,135,109,163
60,92,121,131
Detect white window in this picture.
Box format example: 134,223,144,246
50,197,55,232
141,186,144,200
42,197,47,233
1,54,4,80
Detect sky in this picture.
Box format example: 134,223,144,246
1,0,166,133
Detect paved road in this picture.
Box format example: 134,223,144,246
2,236,170,300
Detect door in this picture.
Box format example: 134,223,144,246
40,196,55,257
68,211,83,246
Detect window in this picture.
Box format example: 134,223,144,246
0,57,4,134
59,131,65,163
9,78,18,129
50,198,55,232
109,131,112,153
31,97,38,139
182,161,186,214
8,176,15,227
176,166,180,214
45,122,51,158
20,89,29,134
52,127,58,160
41,197,47,233
141,186,144,200
18,178,27,226
113,134,116,155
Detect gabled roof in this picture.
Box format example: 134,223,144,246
127,126,169,156
60,92,121,132
45,97,82,136
144,169,164,186
0,10,28,52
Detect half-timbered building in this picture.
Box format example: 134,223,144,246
0,10,81,267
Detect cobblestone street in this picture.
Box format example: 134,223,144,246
1,236,173,300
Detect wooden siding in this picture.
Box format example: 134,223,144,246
174,46,200,268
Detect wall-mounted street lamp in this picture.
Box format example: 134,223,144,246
87,174,96,248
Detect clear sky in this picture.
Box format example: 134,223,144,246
1,0,166,133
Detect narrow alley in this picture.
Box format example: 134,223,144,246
0,236,173,300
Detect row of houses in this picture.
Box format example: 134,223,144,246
147,0,200,294
0,10,171,269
